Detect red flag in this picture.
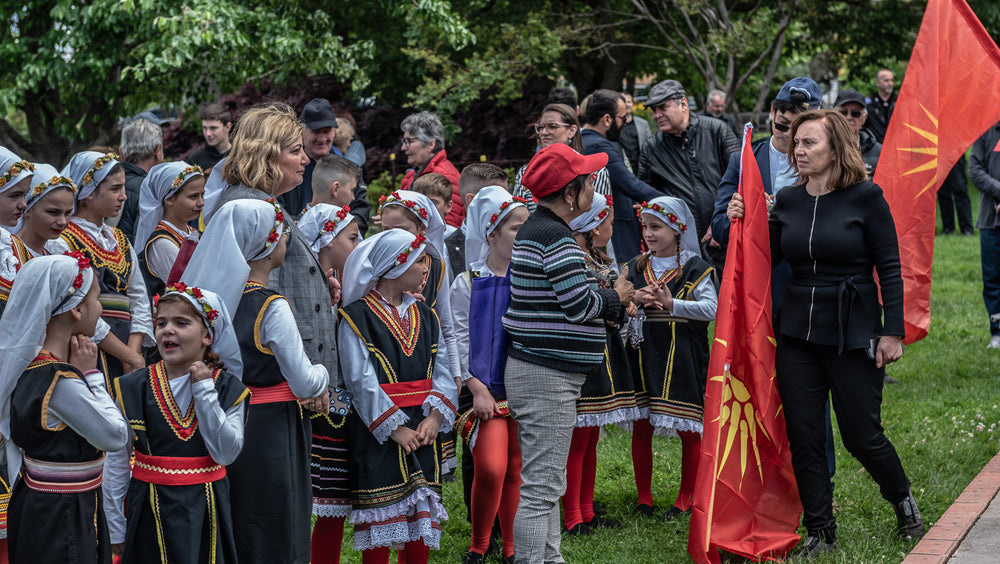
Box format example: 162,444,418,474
688,124,801,564
874,0,1000,343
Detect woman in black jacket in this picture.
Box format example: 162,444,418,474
728,109,923,559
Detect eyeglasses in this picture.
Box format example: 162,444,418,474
534,122,570,133
615,113,629,122
838,108,865,119
401,136,420,147
772,121,791,133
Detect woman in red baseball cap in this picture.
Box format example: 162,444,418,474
501,143,635,563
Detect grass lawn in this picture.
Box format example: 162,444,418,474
336,200,998,563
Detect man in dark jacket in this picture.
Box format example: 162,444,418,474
969,121,1000,349
834,89,882,177
581,89,662,262
637,79,739,269
118,117,164,243
866,68,896,143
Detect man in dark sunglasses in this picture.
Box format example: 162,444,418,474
834,89,882,178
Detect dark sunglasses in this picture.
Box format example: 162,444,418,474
838,108,865,119
772,121,791,133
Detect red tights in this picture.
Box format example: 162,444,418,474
310,515,346,564
469,416,521,558
562,426,600,529
631,419,701,510
362,541,429,564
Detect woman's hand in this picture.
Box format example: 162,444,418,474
69,334,99,373
614,266,635,306
300,393,331,413
727,193,745,220
390,426,421,454
875,335,903,368
471,386,498,421
189,361,213,382
415,410,444,446
635,283,673,312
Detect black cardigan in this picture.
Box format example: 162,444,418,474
769,180,904,351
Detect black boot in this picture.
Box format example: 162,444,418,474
794,529,838,561
894,490,925,539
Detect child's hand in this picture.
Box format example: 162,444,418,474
636,283,674,312
69,334,99,373
111,543,124,557
121,351,145,375
189,361,213,382
471,387,498,421
626,302,639,317
390,426,421,453
326,269,342,306
416,410,445,446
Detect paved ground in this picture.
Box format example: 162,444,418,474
901,451,1000,564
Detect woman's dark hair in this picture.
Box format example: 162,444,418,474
539,103,583,153
155,294,225,372
580,231,612,265
787,109,867,192
771,89,810,114
537,173,587,211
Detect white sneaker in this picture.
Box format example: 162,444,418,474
989,335,1000,349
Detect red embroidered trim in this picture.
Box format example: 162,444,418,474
150,361,219,441
62,222,126,265
643,259,680,287
363,293,420,356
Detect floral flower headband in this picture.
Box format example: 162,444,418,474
596,194,613,222
30,175,77,199
395,233,426,267
379,191,429,221
264,198,287,248
639,201,687,233
153,283,220,328
81,152,119,187
170,165,204,190
51,251,92,315
0,160,34,190
315,206,352,245
486,196,529,233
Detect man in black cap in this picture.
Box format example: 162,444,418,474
279,98,370,232
834,89,882,177
637,79,739,273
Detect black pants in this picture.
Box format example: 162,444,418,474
937,156,974,233
776,335,911,533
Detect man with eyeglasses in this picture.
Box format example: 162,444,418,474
580,89,663,262
637,79,739,276
834,89,882,177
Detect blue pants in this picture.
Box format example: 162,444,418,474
981,228,1000,335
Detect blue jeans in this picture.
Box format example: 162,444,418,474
981,228,1000,335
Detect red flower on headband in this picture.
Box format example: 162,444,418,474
152,294,160,307
324,220,337,232
268,231,279,243
159,284,220,328
605,194,613,206
62,251,91,290
191,287,203,298
397,253,409,263
174,282,187,292
336,206,351,220
206,310,219,321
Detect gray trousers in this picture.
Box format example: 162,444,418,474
505,357,586,564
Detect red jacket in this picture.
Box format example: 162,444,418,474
400,149,464,227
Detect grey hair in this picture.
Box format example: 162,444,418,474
707,89,726,103
120,118,163,163
400,111,445,152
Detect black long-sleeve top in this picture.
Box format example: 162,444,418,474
769,180,905,351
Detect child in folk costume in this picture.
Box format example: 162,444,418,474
0,253,129,563
450,186,528,564
49,151,152,384
0,147,35,317
378,190,461,473
625,196,717,520
563,194,641,534
182,198,329,564
296,203,360,564
10,165,76,265
104,285,247,564
134,163,205,299
338,229,458,563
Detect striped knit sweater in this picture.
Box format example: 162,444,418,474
502,206,621,374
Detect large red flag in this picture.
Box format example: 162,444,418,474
875,0,1000,343
688,124,801,564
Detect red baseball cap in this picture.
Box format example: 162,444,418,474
521,143,608,199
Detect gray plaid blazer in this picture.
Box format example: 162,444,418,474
215,185,343,387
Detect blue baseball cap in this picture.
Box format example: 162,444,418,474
776,77,822,110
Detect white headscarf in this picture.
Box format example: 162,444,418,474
464,185,526,273
153,284,243,381
62,151,120,201
378,190,444,259
0,253,96,482
11,164,77,235
202,157,230,222
638,196,701,257
298,203,356,257
135,162,204,251
0,147,35,195
181,199,287,313
569,193,613,234
341,228,428,306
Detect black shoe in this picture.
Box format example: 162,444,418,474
504,556,515,564
634,503,655,517
462,551,486,564
442,471,456,483
894,491,925,539
592,499,608,515
658,506,692,521
794,534,839,561
963,229,976,236
940,228,955,236
564,522,595,536
884,374,900,384
586,515,623,529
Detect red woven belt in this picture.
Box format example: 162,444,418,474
248,381,297,405
132,452,225,486
380,380,433,408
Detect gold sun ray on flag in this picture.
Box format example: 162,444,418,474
897,103,942,198
710,368,773,489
